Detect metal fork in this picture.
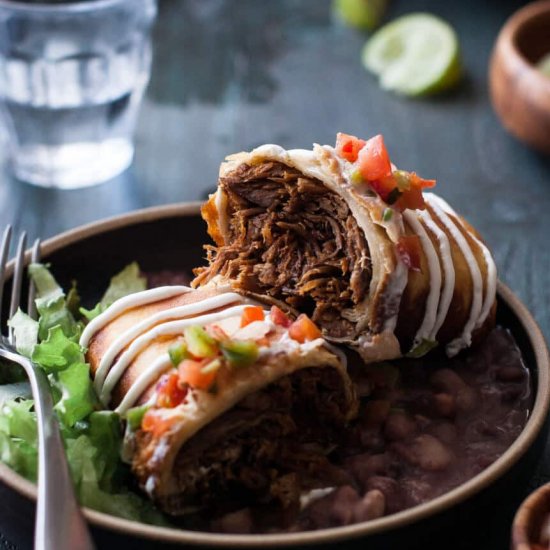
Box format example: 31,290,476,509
0,226,95,550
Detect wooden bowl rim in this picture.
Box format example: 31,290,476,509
0,202,548,547
512,481,550,549
496,0,550,89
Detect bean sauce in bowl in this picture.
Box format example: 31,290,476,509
205,327,532,534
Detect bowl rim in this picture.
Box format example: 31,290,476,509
0,202,548,547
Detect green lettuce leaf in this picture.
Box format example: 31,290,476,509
66,281,81,318
7,309,38,358
0,399,37,445
0,382,31,407
79,303,103,322
52,362,96,427
80,262,146,321
0,431,38,482
28,263,79,340
31,326,84,373
0,262,169,525
100,262,147,308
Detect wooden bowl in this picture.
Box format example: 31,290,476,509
512,483,550,550
489,0,550,154
0,204,549,549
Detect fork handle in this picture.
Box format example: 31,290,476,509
11,352,96,550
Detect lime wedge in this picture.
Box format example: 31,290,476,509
362,13,462,96
333,0,389,31
537,52,550,77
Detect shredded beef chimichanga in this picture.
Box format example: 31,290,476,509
193,133,497,362
80,286,357,516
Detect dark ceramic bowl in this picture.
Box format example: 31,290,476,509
0,203,549,549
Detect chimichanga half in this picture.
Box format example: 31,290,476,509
80,286,357,515
193,133,497,362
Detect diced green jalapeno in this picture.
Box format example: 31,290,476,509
350,169,364,185
126,404,150,431
184,325,219,358
168,341,189,366
221,340,259,367
406,339,438,358
382,207,393,221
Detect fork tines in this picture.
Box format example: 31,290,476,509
0,225,41,345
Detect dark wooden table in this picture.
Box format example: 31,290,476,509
0,0,549,548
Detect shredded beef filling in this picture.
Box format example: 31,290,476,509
158,367,352,524
195,162,371,339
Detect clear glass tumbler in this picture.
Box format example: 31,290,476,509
0,0,157,188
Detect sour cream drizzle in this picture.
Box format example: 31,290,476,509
80,287,253,408
417,208,455,339
115,355,172,414
403,210,442,348
82,287,336,413
80,286,191,348
93,292,247,394
99,303,250,405
428,194,497,329
423,194,484,356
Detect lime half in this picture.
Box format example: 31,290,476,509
537,52,550,77
362,13,462,96
333,0,389,31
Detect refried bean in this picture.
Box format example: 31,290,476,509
292,326,531,533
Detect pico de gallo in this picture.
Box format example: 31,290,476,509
138,305,323,435
335,132,436,211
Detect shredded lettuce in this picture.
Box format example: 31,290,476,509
80,262,146,321
100,262,147,308
52,362,96,427
7,310,38,358
0,263,168,525
28,263,80,341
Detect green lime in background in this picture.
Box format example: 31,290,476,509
333,0,389,31
362,13,462,97
538,52,550,77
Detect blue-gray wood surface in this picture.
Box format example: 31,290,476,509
0,0,549,548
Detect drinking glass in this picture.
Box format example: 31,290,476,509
0,0,157,188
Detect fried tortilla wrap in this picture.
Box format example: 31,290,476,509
193,134,497,361
80,286,357,516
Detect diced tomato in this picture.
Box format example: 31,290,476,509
240,306,265,328
357,135,392,181
396,235,423,272
141,409,178,437
289,314,322,343
369,175,399,203
394,187,425,211
156,372,188,408
335,132,366,162
390,171,435,211
178,358,217,391
409,172,436,190
270,305,292,327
